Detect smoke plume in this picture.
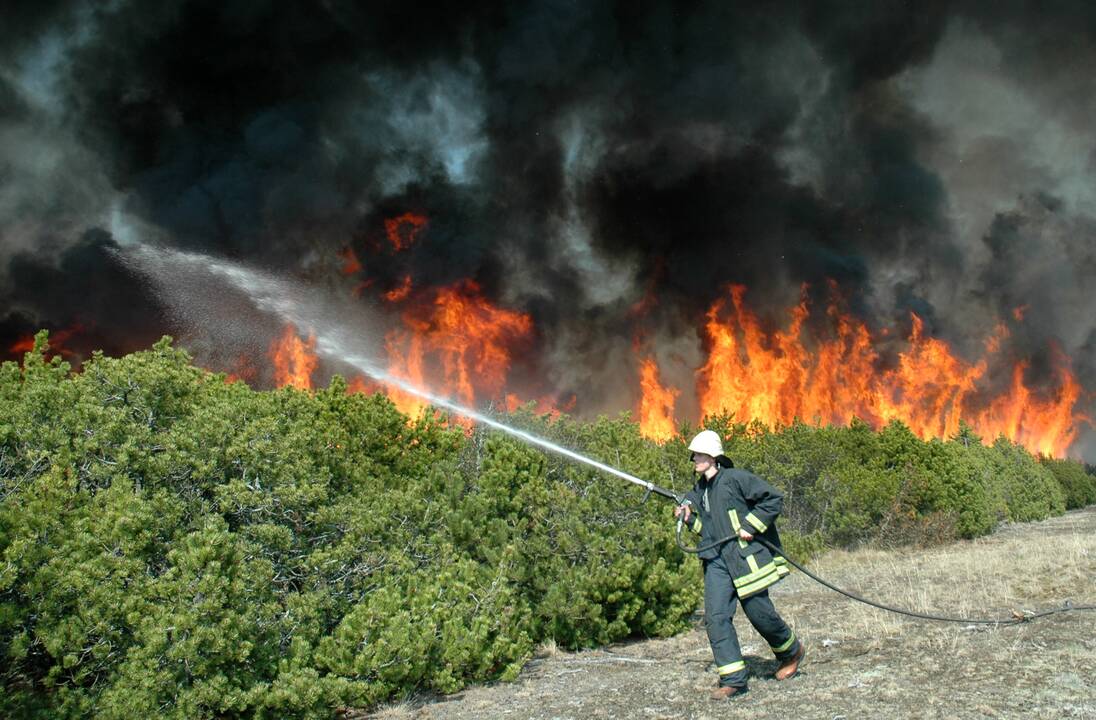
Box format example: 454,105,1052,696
2,1,1094,456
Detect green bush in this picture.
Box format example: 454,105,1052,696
1041,457,1096,509
0,333,698,718
693,414,1075,548
982,437,1066,522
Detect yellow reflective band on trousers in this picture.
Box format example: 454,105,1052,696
745,512,768,532
771,631,796,654
718,661,746,675
774,555,790,577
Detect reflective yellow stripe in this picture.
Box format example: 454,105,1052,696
737,570,781,598
692,517,703,535
745,512,768,533
717,661,746,675
729,509,748,548
733,560,779,588
771,631,796,654
746,554,760,573
773,555,790,576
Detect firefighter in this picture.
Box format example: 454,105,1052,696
674,429,805,700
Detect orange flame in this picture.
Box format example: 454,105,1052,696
9,336,35,354
638,356,679,442
224,355,258,384
384,212,428,252
346,374,382,397
270,325,318,390
972,350,1085,457
504,392,574,419
384,280,532,419
338,247,362,275
871,313,990,441
384,330,429,418
695,284,1089,457
10,325,81,359
383,275,413,303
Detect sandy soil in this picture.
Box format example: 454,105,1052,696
355,507,1096,720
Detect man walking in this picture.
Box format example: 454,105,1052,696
674,430,805,700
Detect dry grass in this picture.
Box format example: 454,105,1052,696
353,508,1096,719
533,639,561,659
778,509,1095,641
352,701,416,719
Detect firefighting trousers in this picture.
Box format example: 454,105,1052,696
703,554,800,688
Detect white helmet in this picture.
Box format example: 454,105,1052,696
688,430,732,466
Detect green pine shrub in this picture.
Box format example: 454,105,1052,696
0,334,698,718
982,437,1066,522
1040,456,1096,509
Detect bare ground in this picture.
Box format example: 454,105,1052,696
355,508,1096,720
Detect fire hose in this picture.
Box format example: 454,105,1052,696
636,479,1096,625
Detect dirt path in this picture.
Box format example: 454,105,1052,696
358,508,1096,719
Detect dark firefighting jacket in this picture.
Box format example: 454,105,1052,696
683,466,790,598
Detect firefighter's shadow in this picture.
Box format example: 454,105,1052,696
697,654,800,680
747,654,794,680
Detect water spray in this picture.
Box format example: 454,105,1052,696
118,242,682,503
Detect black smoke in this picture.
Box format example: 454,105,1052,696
2,0,1094,455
